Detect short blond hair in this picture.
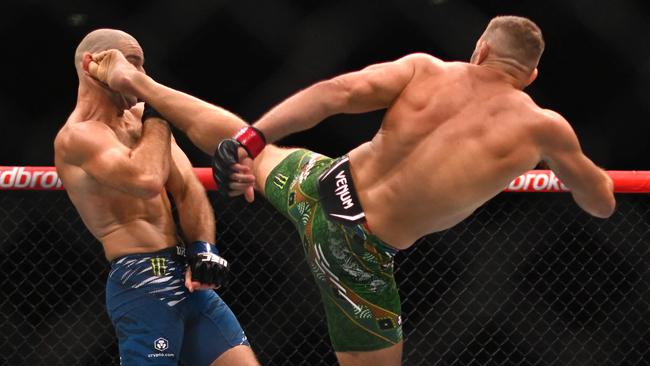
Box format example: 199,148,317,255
480,16,545,72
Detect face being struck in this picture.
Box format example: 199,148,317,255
111,40,145,110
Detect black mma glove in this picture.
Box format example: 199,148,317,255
212,126,266,196
187,241,229,288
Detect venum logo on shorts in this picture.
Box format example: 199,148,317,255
318,156,366,225
334,170,354,210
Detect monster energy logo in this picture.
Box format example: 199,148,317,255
273,173,289,189
150,257,167,276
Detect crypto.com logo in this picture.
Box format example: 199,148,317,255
154,338,169,352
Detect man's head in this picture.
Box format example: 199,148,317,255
470,16,545,86
75,29,144,77
75,29,144,110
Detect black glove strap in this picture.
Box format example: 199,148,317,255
142,103,164,122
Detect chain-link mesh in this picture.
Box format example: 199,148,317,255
1,191,649,365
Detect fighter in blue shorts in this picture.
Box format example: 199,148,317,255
106,245,249,365
54,29,259,365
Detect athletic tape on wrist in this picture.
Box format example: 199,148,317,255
188,241,220,256
234,126,266,158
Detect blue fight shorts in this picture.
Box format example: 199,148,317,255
106,247,250,366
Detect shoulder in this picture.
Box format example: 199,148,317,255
63,120,114,144
531,108,578,148
398,53,446,70
537,109,572,132
400,52,443,63
55,121,115,165
507,93,567,130
363,53,445,82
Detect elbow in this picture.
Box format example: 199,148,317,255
597,194,616,219
587,192,616,219
582,174,616,219
594,176,616,218
591,202,615,219
574,189,616,219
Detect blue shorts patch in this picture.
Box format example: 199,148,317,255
106,247,249,366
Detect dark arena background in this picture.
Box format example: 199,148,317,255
1,1,650,365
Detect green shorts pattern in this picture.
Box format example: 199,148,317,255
264,149,402,352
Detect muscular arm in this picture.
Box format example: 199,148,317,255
252,53,424,142
166,140,216,243
59,118,171,198
85,49,246,155
538,111,615,218
131,74,246,155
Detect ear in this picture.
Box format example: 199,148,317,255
81,52,92,74
472,41,490,65
525,67,538,86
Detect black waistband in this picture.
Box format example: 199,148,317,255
317,156,366,226
110,246,185,266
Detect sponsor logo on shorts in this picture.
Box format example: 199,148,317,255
154,338,169,352
318,157,366,224
147,337,175,359
273,173,289,189
176,246,186,257
150,257,167,276
334,170,354,210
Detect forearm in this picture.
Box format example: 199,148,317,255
126,119,172,197
254,80,344,143
129,72,247,154
175,180,216,243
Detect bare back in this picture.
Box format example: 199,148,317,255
350,60,546,248
54,109,176,260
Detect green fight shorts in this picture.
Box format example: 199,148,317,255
264,149,402,352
